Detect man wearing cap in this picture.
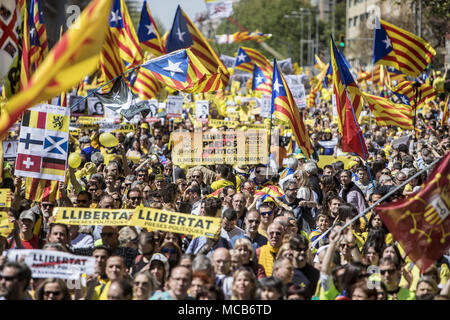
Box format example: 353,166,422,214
8,210,41,249
154,174,167,191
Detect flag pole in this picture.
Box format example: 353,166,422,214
266,110,273,180
310,155,442,250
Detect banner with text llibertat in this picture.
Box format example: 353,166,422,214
171,129,268,165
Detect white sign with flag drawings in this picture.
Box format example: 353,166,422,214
4,249,96,279
15,104,70,182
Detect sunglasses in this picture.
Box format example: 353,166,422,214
41,203,54,208
260,211,273,217
44,290,62,296
130,197,142,201
0,275,17,281
380,269,397,275
76,199,89,203
162,248,177,254
192,175,201,178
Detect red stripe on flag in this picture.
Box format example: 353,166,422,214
37,112,46,129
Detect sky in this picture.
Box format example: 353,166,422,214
145,0,208,32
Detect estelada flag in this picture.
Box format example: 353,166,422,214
375,152,450,272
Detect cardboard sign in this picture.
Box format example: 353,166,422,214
166,96,184,118
0,211,13,237
5,249,96,279
87,96,104,117
208,119,239,128
130,208,222,239
171,130,268,165
260,95,272,118
2,141,17,159
0,189,11,207
195,100,210,120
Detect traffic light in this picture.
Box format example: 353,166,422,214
339,34,345,48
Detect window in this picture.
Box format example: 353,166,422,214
348,18,353,28
353,16,358,26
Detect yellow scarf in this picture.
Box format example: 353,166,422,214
258,243,279,277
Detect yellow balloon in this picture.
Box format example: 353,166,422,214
68,153,81,169
99,132,119,148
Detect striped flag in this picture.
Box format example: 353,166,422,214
373,17,435,78
99,0,143,90
441,95,449,127
232,31,271,43
392,80,437,108
25,178,58,203
271,58,314,159
362,93,414,130
308,63,330,108
56,27,67,107
234,46,273,77
30,0,48,62
141,48,210,93
166,5,229,91
330,37,368,159
251,64,271,94
19,6,31,90
0,0,112,139
129,66,161,100
137,1,165,57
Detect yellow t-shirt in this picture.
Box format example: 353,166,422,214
92,281,111,300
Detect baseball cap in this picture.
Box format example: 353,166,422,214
19,210,36,223
150,253,170,276
155,174,165,181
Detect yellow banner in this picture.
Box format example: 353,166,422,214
116,123,136,133
317,155,354,169
130,208,222,239
171,130,268,165
53,207,132,226
0,211,13,237
241,123,270,129
208,119,239,128
0,189,11,207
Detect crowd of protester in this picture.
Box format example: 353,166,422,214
0,76,449,301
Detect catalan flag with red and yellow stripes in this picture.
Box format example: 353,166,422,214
271,58,313,159
137,1,165,57
19,6,32,91
330,37,368,159
129,65,161,100
441,95,449,127
233,31,271,43
373,17,435,78
362,92,414,130
98,0,143,91
0,0,112,139
30,0,48,63
141,48,211,93
392,80,436,107
165,5,229,92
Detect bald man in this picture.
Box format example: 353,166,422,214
211,248,233,300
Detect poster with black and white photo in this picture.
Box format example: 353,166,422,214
69,95,86,117
143,99,159,122
290,84,307,109
195,100,209,120
260,95,272,118
166,96,184,118
87,96,104,117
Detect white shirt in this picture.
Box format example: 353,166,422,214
71,232,94,249
220,226,245,243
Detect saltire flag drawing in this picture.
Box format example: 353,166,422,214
15,104,69,182
362,92,414,130
441,95,449,127
137,1,165,57
373,17,435,78
376,151,450,272
165,5,229,91
30,0,48,60
0,0,112,139
392,80,436,108
0,0,22,98
94,76,150,120
251,64,271,94
99,0,143,91
271,58,314,159
141,48,211,93
330,36,368,159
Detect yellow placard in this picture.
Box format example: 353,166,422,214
53,207,132,226
0,211,13,237
317,155,354,169
126,156,141,164
130,208,222,239
242,123,270,130
116,123,136,133
0,189,11,207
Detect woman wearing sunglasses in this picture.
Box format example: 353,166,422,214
158,241,182,272
34,278,71,300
